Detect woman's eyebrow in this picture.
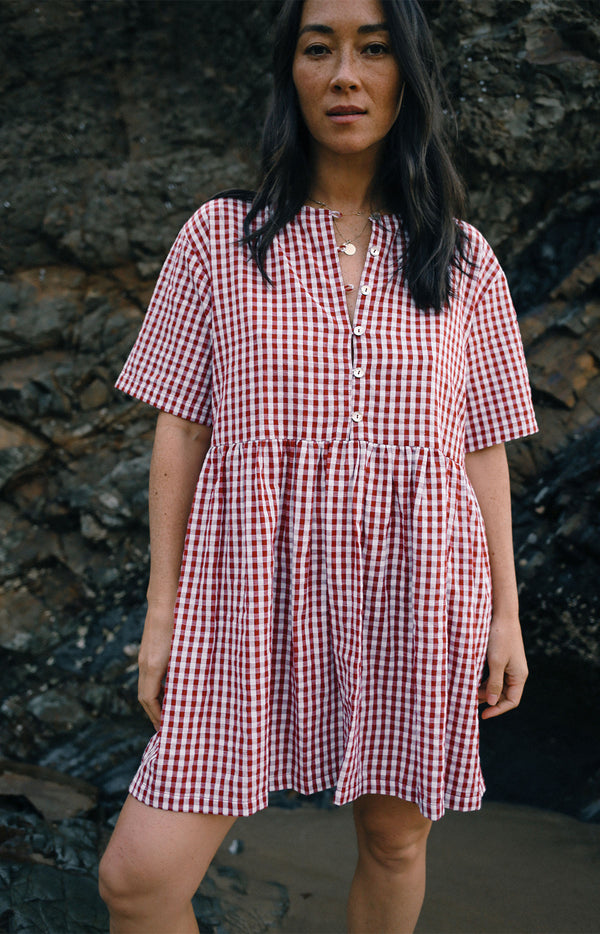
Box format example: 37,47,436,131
298,22,389,37
357,23,389,34
298,23,334,36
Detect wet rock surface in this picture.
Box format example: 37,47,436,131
0,797,288,934
1,0,599,930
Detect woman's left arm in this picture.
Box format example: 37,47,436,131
465,442,529,719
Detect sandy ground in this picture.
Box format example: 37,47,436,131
215,801,600,934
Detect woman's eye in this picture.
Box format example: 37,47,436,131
364,42,390,56
304,43,331,57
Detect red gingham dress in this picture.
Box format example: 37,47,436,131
116,197,538,821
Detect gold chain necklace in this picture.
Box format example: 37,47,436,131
308,196,366,217
332,215,372,256
307,196,373,256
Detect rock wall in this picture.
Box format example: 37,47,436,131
1,0,599,835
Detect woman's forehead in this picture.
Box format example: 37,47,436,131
298,0,387,33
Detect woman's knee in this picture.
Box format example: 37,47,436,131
354,796,432,874
98,841,148,913
98,795,237,916
360,826,429,873
98,824,171,913
98,845,129,910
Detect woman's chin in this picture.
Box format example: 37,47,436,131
312,138,384,162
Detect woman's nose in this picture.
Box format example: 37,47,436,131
330,51,360,91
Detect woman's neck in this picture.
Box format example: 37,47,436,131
307,149,380,215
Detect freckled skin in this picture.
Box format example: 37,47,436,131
292,0,402,162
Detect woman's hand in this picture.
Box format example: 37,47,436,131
478,616,528,719
138,412,212,731
465,444,529,720
137,609,174,730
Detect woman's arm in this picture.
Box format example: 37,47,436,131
138,411,212,729
464,442,528,720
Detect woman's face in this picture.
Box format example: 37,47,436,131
292,0,402,162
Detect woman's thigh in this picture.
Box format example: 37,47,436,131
100,794,237,903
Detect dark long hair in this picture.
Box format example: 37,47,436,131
240,0,470,312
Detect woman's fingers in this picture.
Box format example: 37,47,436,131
137,653,169,730
480,675,525,719
136,611,173,730
479,619,528,719
483,667,505,708
138,667,165,730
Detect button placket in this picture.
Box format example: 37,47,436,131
350,227,382,431
350,354,367,430
348,226,384,434
350,317,369,433
336,216,385,437
350,318,366,430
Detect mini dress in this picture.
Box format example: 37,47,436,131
116,197,538,821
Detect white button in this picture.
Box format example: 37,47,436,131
370,247,379,256
353,367,365,378
360,285,370,295
351,411,363,422
353,325,365,335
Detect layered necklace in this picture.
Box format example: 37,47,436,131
308,196,373,256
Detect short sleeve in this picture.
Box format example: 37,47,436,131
115,217,213,425
464,265,538,453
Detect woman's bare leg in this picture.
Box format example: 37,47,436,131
347,795,432,934
98,794,237,934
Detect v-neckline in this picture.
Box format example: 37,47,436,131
294,206,399,331
332,222,375,328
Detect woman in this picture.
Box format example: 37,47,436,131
99,1,538,931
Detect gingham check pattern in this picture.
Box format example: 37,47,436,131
116,199,538,820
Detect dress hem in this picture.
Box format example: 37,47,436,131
128,777,485,823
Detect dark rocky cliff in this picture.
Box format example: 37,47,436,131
1,0,599,866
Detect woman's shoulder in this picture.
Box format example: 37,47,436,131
186,190,253,231
456,219,505,290
183,189,271,245
166,191,254,259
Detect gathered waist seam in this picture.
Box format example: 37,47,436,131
206,438,464,470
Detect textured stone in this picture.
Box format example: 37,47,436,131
0,585,52,652
79,377,111,411
0,821,286,934
192,865,288,933
27,689,89,732
528,337,598,408
550,252,600,300
0,760,97,821
0,504,59,583
0,418,47,491
0,863,108,934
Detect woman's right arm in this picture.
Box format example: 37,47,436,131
138,410,212,730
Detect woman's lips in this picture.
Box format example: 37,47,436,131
326,108,367,125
